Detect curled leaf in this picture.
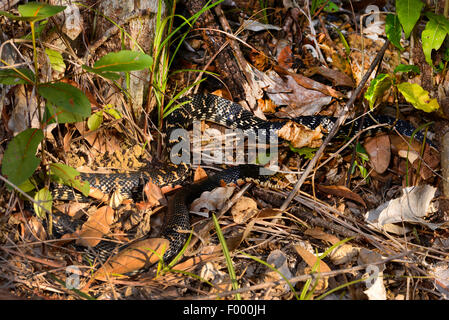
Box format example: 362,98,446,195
364,74,392,109
278,121,323,149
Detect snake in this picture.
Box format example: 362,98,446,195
49,93,435,266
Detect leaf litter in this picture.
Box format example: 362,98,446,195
0,0,448,301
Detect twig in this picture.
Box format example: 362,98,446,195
279,39,391,212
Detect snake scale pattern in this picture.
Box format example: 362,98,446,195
50,94,434,265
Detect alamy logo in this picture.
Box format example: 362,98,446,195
65,265,80,289
169,121,279,175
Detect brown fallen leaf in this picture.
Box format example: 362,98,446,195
63,126,74,153
88,186,109,202
23,216,46,242
274,65,344,99
257,208,282,218
76,206,114,247
277,45,293,69
294,245,331,273
317,184,367,208
304,66,355,88
304,228,341,244
248,49,269,71
257,98,276,113
294,245,330,292
364,134,391,174
143,180,166,207
193,166,208,182
74,122,122,155
54,202,89,217
278,121,324,149
305,228,359,265
92,238,170,281
389,134,423,154
391,135,440,180
231,196,258,224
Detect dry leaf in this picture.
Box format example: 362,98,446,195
143,180,166,207
304,228,341,244
277,45,293,69
265,250,294,292
54,202,89,217
257,208,282,218
304,66,354,87
88,186,109,202
430,263,449,299
303,228,359,265
74,122,122,155
190,187,235,212
294,245,330,292
364,135,391,174
249,49,268,71
252,68,331,116
63,128,74,153
92,238,170,280
193,166,208,182
394,139,439,180
109,188,124,209
23,216,46,242
294,245,331,273
278,121,323,149
317,185,367,207
365,185,447,233
76,206,114,247
200,262,231,292
257,98,276,113
231,196,258,224
274,65,344,99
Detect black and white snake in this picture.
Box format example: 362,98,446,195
49,94,434,267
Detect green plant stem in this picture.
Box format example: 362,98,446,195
212,213,241,300
30,21,47,187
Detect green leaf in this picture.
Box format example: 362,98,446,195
34,187,52,219
45,48,65,73
82,50,153,79
104,104,122,119
324,1,339,13
393,64,420,74
1,128,44,186
38,82,91,117
82,66,120,81
87,111,103,131
425,12,449,34
364,74,393,109
18,2,66,20
289,146,317,160
356,143,369,162
44,104,85,124
18,178,37,193
421,18,448,66
385,14,403,50
396,0,424,38
0,68,35,84
397,82,440,112
49,163,90,197
0,2,65,22
335,28,350,56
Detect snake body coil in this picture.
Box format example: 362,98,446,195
50,94,434,264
